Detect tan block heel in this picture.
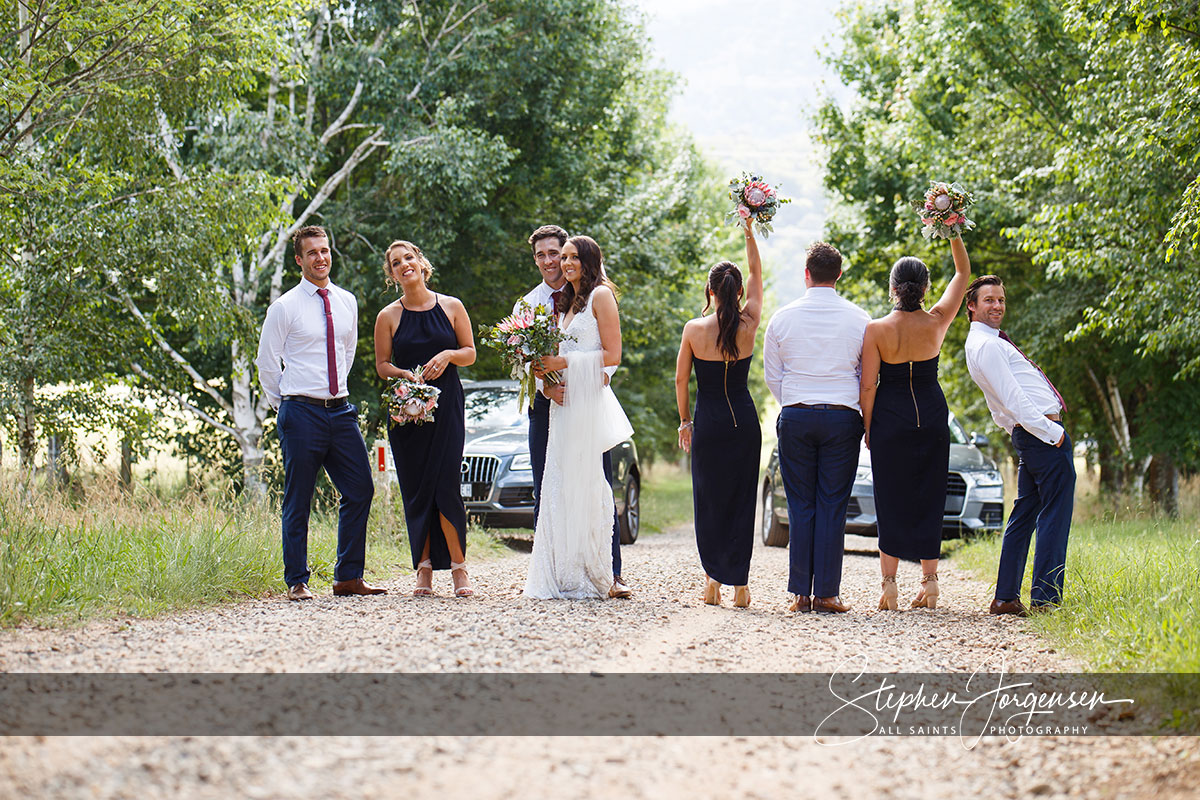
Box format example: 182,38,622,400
912,572,939,609
733,586,751,608
703,577,721,606
878,575,898,610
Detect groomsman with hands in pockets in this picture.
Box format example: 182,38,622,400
764,242,870,614
964,275,1074,616
519,224,630,598
255,225,386,602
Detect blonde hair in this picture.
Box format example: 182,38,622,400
383,240,434,288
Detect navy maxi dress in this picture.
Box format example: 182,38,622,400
387,296,468,570
691,356,761,585
870,356,950,561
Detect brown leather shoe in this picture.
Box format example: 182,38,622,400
788,595,811,613
813,595,851,613
332,578,387,596
287,583,314,601
989,598,1029,617
1030,602,1057,615
608,576,632,599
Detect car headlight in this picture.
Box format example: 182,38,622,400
855,465,872,482
973,470,1003,487
510,452,533,471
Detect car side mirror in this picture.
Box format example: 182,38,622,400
971,432,990,449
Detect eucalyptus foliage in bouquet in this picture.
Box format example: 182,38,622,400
383,365,441,426
478,301,575,411
914,181,976,239
726,172,791,237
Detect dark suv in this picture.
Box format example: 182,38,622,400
760,411,1005,546
460,380,641,543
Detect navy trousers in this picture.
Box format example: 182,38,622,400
996,427,1074,606
776,406,863,597
529,391,622,576
277,399,374,587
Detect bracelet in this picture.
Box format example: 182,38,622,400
678,420,693,432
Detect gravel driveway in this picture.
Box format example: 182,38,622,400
1,526,1194,798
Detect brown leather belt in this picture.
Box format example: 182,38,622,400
284,395,348,408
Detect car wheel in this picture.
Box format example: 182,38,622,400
761,478,789,547
619,475,640,544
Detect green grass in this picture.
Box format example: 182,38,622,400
639,463,694,534
953,517,1199,673
0,476,503,627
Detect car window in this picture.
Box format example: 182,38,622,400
465,388,522,427
948,412,969,444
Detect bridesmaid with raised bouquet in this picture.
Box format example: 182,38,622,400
675,216,764,608
860,181,973,610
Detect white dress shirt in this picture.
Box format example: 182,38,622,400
964,321,1064,445
256,278,358,409
764,287,870,410
516,281,616,393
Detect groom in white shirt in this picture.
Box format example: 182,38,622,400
964,275,1073,615
519,224,630,598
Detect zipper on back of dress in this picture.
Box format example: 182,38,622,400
909,361,921,428
724,360,738,428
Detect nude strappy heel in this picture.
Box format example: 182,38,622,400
413,559,434,597
878,574,898,611
911,572,939,609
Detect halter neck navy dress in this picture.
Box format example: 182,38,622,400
691,356,760,585
870,355,949,561
387,295,467,570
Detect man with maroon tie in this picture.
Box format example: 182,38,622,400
256,225,385,601
964,275,1073,615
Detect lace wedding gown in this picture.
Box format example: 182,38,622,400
524,291,633,599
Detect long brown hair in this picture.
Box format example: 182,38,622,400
703,261,744,361
557,235,618,314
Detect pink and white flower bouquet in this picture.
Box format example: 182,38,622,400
727,172,791,237
383,365,441,426
914,181,976,239
478,301,575,410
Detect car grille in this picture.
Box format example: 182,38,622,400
981,503,1003,527
944,472,966,515
845,497,862,517
498,487,534,507
461,455,499,502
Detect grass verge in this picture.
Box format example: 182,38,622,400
639,463,694,534
0,477,503,627
953,515,1199,727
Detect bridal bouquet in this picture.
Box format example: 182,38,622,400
914,181,976,239
478,301,575,410
383,365,441,426
727,172,791,237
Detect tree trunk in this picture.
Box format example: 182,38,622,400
231,340,267,499
119,436,134,489
1147,453,1179,518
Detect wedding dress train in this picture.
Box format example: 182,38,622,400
524,292,632,599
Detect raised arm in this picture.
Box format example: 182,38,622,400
928,237,971,331
674,323,695,452
859,322,882,448
741,221,764,326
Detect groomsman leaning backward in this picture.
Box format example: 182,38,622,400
255,225,387,602
964,275,1073,616
518,224,630,599
765,242,870,614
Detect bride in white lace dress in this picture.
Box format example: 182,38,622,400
525,235,633,599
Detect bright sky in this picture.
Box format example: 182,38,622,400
635,0,850,301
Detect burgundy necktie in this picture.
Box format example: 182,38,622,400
999,330,1065,412
317,287,338,397
550,289,564,322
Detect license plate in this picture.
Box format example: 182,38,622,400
460,482,472,498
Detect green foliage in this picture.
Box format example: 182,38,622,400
816,0,1200,490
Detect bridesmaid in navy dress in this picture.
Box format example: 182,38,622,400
374,240,477,597
675,221,763,608
860,237,971,610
